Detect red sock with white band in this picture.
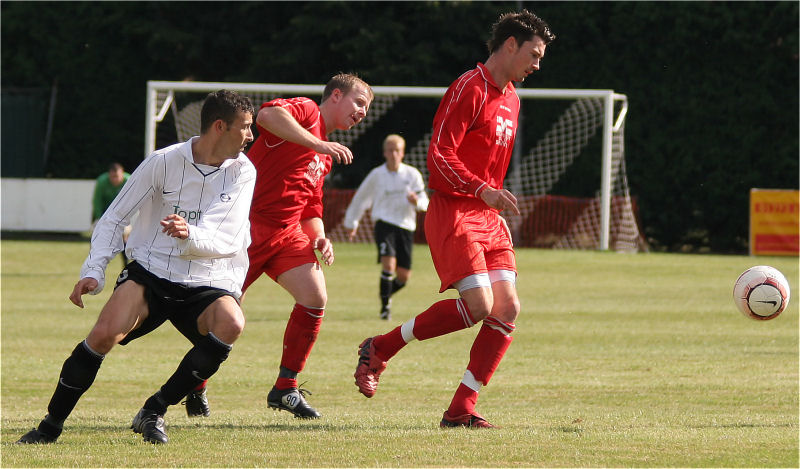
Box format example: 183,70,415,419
446,318,515,416
373,298,476,361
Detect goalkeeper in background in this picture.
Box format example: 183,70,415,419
355,10,555,428
343,134,428,320
92,162,131,265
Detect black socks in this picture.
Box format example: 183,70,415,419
147,333,232,414
45,341,104,425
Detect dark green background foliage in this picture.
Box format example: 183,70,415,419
2,1,797,253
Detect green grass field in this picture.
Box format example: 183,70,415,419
1,239,798,467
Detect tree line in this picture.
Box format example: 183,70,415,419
1,1,797,253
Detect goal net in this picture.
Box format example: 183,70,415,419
146,81,645,252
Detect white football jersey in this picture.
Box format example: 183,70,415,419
344,162,429,232
82,137,256,298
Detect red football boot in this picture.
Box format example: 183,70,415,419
354,337,387,398
440,411,498,429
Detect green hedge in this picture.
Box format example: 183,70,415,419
2,1,797,253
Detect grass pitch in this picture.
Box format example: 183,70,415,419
1,238,798,467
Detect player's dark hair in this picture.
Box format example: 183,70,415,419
322,73,374,102
487,9,556,53
200,90,255,134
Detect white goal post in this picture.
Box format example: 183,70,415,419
145,80,637,251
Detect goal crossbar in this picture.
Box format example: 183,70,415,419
145,80,630,250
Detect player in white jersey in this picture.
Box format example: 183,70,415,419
16,90,256,445
344,134,428,319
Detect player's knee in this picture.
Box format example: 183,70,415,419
298,291,326,309
214,307,246,343
203,296,245,342
316,292,327,308
492,297,520,324
463,298,493,322
471,307,491,322
86,324,121,354
220,313,245,342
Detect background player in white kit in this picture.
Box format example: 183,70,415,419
343,134,428,320
16,90,256,445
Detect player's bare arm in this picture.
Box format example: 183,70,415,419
301,217,334,265
480,186,521,216
258,106,353,164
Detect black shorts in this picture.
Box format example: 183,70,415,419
116,261,236,346
374,220,414,270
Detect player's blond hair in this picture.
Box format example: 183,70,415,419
383,134,405,151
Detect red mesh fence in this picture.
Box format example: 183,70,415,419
323,188,644,250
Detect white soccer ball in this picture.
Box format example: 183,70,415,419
733,265,791,320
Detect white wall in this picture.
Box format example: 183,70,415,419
1,178,94,232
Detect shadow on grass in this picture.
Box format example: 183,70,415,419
3,420,379,444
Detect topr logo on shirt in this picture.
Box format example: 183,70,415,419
173,205,202,223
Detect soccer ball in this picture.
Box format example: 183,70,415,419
733,266,791,320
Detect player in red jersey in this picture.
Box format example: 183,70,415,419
232,73,372,419
355,10,555,428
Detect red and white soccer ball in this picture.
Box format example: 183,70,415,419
733,266,791,320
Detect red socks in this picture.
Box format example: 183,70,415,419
373,298,476,361
367,295,515,418
280,303,324,373
275,377,298,390
446,319,514,416
468,318,514,385
447,383,479,417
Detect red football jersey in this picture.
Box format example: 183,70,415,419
427,63,520,199
247,97,332,227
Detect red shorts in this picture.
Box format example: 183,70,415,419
424,193,516,292
243,222,317,291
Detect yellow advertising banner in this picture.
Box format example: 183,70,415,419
750,189,799,256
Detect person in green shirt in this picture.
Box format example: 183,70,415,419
92,162,131,264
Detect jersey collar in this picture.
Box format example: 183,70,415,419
477,62,515,94
183,136,243,169
477,62,501,92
